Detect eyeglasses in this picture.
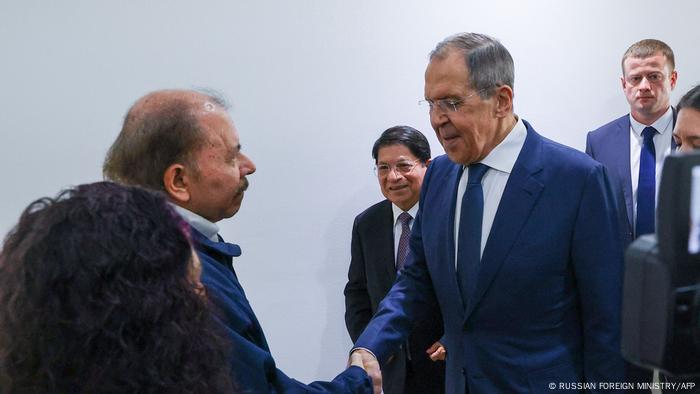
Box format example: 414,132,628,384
418,90,486,114
374,159,422,177
625,72,667,86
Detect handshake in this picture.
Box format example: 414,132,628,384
348,341,445,394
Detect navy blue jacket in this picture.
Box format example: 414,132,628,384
355,122,625,393
193,229,372,393
586,110,677,244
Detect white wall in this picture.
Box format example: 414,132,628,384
1,0,699,383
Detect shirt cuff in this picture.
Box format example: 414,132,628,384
350,346,378,361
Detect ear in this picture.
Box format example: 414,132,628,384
163,163,191,204
493,85,514,118
620,76,627,90
670,70,678,89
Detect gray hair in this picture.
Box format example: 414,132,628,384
430,33,514,98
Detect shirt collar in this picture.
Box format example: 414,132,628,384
475,115,526,175
391,202,419,225
170,204,220,242
629,106,674,137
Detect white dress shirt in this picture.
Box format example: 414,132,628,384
629,106,674,229
171,204,220,242
454,116,527,266
391,203,419,266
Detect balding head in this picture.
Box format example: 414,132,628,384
104,89,256,222
128,89,229,121
104,89,228,190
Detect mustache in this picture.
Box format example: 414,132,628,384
237,178,249,194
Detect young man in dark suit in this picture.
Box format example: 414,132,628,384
344,126,445,394
586,39,678,390
586,39,678,243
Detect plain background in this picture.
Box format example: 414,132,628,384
1,0,699,383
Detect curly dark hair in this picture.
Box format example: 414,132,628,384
0,182,231,393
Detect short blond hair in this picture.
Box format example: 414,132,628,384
621,39,675,75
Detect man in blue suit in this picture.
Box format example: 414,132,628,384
351,33,626,393
104,89,374,394
586,40,677,390
586,39,678,244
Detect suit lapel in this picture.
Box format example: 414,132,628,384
375,200,398,282
445,164,467,312
425,159,466,313
615,109,677,228
464,123,544,321
613,116,634,230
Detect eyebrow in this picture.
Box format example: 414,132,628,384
425,94,461,100
628,71,663,76
378,157,414,164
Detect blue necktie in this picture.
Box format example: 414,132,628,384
636,126,657,237
457,163,489,307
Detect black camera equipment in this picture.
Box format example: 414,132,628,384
622,151,700,376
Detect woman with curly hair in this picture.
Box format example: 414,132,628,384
0,181,232,393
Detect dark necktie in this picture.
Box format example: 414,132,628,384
396,212,412,271
636,126,657,237
457,163,489,306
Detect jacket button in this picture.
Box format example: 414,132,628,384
461,368,467,376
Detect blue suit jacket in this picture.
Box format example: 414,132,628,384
586,111,677,243
193,230,372,393
355,121,625,393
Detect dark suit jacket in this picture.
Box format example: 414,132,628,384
355,121,625,394
587,111,680,391
193,230,372,393
586,110,677,244
344,200,445,394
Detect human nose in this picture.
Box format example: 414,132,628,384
430,105,449,124
240,153,256,176
430,110,449,133
638,76,651,90
387,166,404,180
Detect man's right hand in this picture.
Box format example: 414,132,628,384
349,349,382,394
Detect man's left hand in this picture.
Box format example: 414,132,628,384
426,341,446,361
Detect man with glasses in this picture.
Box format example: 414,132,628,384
350,33,625,393
344,126,445,394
